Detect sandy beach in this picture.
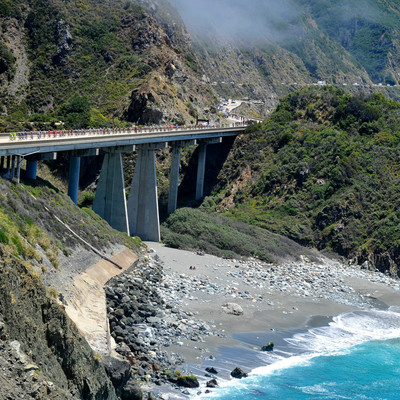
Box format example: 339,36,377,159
143,242,400,398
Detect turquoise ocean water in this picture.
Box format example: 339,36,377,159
197,307,400,400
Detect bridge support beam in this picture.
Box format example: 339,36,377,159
68,156,81,205
195,137,222,201
68,149,99,205
128,142,167,241
92,146,134,234
168,140,196,214
26,161,37,180
6,156,10,175
1,156,4,170
11,156,15,179
16,155,21,183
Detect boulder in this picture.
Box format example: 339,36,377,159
221,303,243,316
121,376,143,400
205,367,218,374
102,356,131,393
230,367,248,379
206,379,218,388
261,341,274,351
176,375,200,388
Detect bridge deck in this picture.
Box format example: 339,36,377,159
0,126,246,156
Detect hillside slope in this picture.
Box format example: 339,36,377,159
173,0,400,115
0,0,216,131
206,87,400,276
0,178,142,398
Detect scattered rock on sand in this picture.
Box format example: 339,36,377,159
222,303,244,315
205,367,218,374
261,342,274,351
231,367,248,379
206,378,218,388
176,375,200,388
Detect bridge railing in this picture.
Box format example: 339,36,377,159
1,123,248,142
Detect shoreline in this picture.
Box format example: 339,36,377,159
144,242,400,399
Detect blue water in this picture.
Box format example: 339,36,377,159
197,307,400,400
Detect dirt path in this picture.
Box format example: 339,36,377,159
65,248,137,354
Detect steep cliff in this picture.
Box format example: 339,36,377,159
0,178,143,398
0,248,117,399
172,0,400,115
0,0,216,131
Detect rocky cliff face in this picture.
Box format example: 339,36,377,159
0,246,117,399
0,0,216,131
171,0,400,116
0,178,144,398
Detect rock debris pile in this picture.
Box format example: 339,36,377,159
105,254,221,386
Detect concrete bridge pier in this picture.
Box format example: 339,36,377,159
6,156,11,176
92,146,134,234
10,156,16,179
68,156,81,204
128,142,167,241
195,137,222,201
1,156,4,170
168,140,196,214
25,152,57,180
68,149,99,205
16,155,21,183
26,161,37,180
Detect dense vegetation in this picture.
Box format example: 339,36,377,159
0,178,141,266
297,0,400,84
198,87,400,274
0,0,151,131
161,207,316,262
0,0,200,131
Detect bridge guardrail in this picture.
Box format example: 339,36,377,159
0,124,247,141
0,125,248,155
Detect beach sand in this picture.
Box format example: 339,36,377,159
145,242,400,398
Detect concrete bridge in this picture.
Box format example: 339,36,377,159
0,125,246,241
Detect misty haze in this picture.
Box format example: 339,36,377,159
170,0,384,45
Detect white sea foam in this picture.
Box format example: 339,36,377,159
251,309,400,377
196,308,400,398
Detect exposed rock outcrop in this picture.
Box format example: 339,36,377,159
0,245,117,399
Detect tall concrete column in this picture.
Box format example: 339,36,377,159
168,146,181,214
11,156,16,179
1,156,4,170
195,143,207,201
68,156,81,204
26,160,37,180
93,147,133,234
128,143,166,241
16,155,21,183
195,137,223,201
6,156,10,175
167,139,196,214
